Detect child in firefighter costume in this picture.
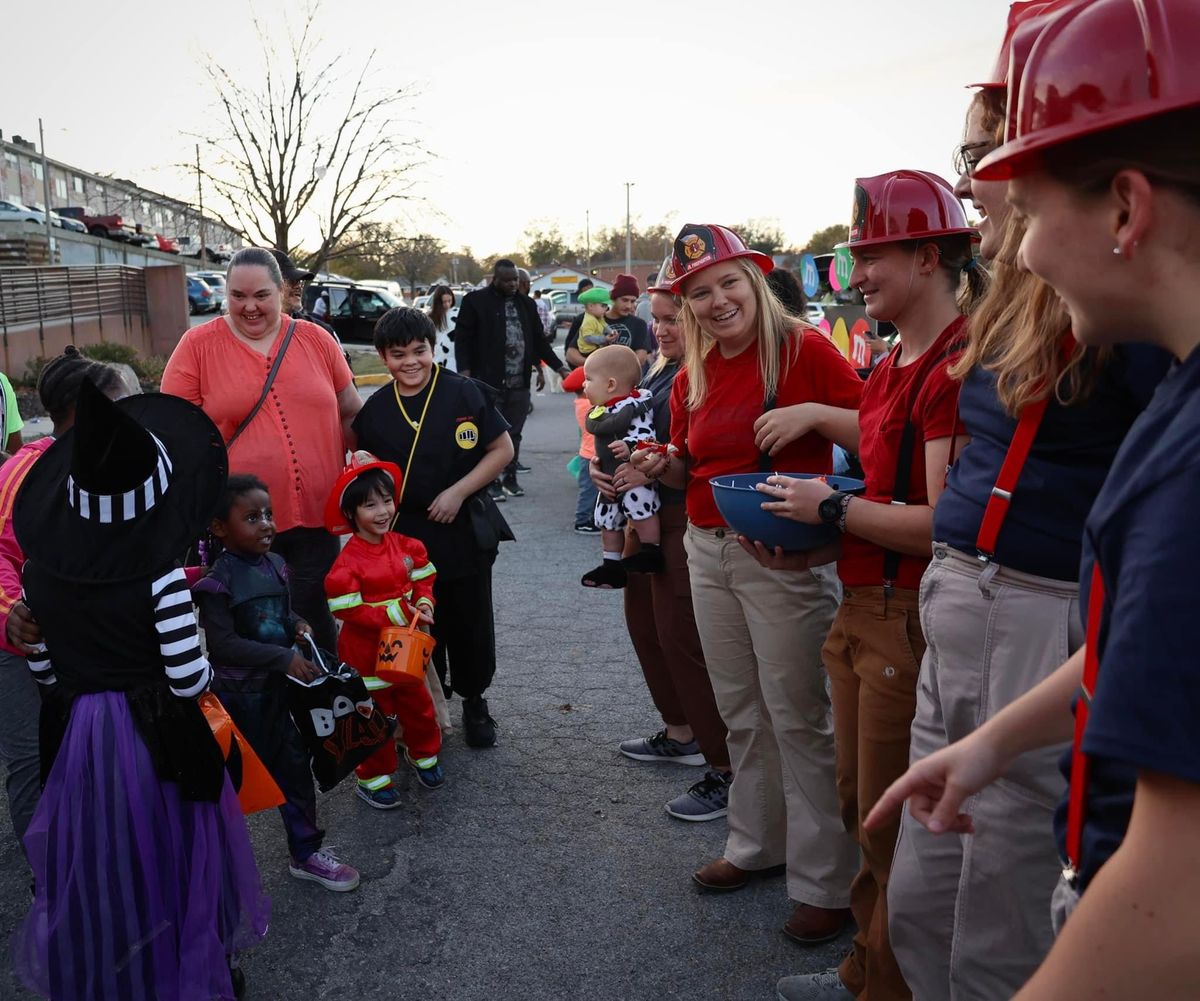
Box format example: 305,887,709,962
325,453,444,808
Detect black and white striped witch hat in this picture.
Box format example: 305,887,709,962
14,378,228,582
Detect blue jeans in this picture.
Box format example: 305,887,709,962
0,647,41,857
574,458,598,527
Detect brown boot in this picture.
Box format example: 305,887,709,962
782,903,852,945
692,858,785,892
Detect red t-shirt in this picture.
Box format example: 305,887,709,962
670,330,864,528
838,317,966,589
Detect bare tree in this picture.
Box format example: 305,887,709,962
196,5,424,270
392,235,446,296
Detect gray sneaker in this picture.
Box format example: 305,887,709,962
776,969,854,1001
665,769,731,821
618,729,705,766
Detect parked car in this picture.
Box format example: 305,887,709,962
302,280,402,343
187,275,218,315
190,271,226,311
146,233,179,254
53,206,138,242
51,211,87,233
0,199,48,224
357,279,409,306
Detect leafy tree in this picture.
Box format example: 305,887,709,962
803,224,850,256
523,225,573,266
196,4,425,272
480,252,529,274
736,220,786,256
391,235,446,295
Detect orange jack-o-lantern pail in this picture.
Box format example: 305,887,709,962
376,620,435,684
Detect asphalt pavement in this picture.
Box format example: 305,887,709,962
0,387,852,1001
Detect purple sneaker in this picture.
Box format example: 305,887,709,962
288,848,360,892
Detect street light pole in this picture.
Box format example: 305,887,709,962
196,144,206,266
585,209,591,274
624,182,634,274
38,118,54,262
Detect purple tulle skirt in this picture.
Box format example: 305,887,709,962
12,691,270,1000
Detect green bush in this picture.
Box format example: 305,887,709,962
80,342,141,372
21,356,50,389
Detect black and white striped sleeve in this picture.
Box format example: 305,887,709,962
21,592,55,686
151,568,211,698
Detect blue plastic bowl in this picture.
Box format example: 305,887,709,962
709,473,866,552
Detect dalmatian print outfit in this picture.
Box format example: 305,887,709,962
592,391,660,530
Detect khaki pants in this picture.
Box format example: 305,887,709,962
684,524,857,907
889,545,1080,1001
825,586,924,1001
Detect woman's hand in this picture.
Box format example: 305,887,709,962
756,474,832,524
414,605,435,626
294,620,313,643
754,403,819,457
427,486,465,524
589,457,617,501
612,462,650,493
864,730,1011,836
286,651,321,683
629,448,669,480
736,536,840,571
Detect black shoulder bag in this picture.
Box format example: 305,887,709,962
226,318,298,449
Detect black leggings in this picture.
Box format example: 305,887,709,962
431,566,497,700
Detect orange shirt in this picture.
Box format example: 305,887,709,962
161,315,353,532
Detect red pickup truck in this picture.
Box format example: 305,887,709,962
52,206,138,243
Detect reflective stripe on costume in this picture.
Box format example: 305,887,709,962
358,774,392,791
410,561,436,582
362,675,392,691
410,755,438,770
327,590,410,626
327,591,363,613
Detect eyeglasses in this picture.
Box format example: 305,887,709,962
952,140,996,178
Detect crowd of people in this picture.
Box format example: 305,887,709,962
0,0,1196,997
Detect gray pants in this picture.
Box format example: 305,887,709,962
0,647,41,856
888,544,1080,1001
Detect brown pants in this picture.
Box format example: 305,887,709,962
624,503,729,770
825,585,924,1001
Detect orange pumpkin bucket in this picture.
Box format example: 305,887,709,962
376,618,435,685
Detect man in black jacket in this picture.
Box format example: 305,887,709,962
455,260,569,498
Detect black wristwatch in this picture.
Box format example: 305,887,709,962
818,490,852,530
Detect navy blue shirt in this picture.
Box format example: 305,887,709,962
1052,346,1200,891
934,346,1166,579
640,360,683,506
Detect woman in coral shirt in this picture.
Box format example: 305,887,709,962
162,247,360,651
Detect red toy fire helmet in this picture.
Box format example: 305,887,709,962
966,0,1081,90
324,450,403,535
838,170,976,250
667,224,773,294
647,254,679,295
977,0,1200,180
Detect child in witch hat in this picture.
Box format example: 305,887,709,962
324,452,445,807
10,378,268,1000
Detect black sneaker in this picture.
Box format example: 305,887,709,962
502,475,525,497
487,482,507,503
515,461,531,472
573,523,601,534
463,696,496,748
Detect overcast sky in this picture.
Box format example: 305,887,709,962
1,0,1009,257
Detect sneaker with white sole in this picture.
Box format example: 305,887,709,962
776,969,854,1001
666,769,731,821
356,782,402,810
618,729,706,766
288,847,361,892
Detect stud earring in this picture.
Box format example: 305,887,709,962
1112,246,1122,256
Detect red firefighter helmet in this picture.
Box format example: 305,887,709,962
647,255,679,295
837,170,976,250
977,0,1200,180
667,224,773,294
966,0,1081,89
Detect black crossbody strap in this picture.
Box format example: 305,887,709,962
226,318,298,450
882,337,966,588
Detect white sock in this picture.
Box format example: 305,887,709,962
603,551,622,562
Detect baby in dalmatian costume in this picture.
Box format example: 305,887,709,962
579,345,667,590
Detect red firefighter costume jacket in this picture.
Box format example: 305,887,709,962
324,533,436,688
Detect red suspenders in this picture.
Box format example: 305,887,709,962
974,333,1078,561
1064,565,1106,885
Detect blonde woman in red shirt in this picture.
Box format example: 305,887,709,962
632,224,862,946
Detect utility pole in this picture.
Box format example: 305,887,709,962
585,209,591,275
196,144,206,266
624,182,634,274
38,118,54,262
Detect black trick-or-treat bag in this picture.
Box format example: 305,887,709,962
285,641,396,792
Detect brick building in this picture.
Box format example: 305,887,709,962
0,131,240,249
